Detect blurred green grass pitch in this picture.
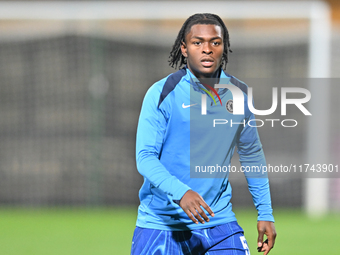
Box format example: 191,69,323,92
0,207,339,254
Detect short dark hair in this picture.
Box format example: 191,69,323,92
169,13,232,70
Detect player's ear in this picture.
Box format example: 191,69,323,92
181,41,188,58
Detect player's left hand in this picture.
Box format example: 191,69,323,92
257,221,276,255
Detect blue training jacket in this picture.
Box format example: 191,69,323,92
135,67,274,231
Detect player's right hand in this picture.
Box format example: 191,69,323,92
179,190,215,224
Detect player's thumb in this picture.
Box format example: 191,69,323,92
257,229,264,247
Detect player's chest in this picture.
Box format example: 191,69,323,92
170,89,245,132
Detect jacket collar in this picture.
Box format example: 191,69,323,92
185,66,231,94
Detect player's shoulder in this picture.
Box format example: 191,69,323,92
222,71,249,95
146,68,188,107
150,68,187,91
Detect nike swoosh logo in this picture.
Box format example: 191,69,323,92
182,103,197,109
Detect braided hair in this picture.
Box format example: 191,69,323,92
169,13,232,70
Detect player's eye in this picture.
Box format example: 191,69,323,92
193,41,201,45
212,41,221,46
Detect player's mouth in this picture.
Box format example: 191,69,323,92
201,58,214,67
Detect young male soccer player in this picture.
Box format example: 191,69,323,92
132,13,277,254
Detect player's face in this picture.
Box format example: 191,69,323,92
181,24,224,79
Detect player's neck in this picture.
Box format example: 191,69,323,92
197,69,221,93
187,66,221,92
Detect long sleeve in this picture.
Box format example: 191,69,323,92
136,86,191,202
237,112,275,222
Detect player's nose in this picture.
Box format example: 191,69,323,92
202,42,212,54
